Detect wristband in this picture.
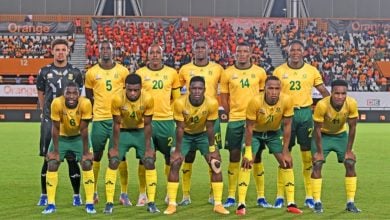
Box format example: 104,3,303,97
209,145,216,153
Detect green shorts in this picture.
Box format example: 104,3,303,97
289,107,313,149
311,131,348,163
152,120,176,159
180,132,210,157
224,120,245,150
108,128,154,160
189,118,222,152
90,119,113,153
246,130,283,154
48,135,86,162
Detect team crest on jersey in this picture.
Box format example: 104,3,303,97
208,71,212,75
232,74,238,79
68,73,74,80
163,75,168,80
251,74,256,78
293,72,298,76
202,110,208,115
282,74,288,79
302,74,307,79
114,73,119,79
276,107,281,113
47,73,53,79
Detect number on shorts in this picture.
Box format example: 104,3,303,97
167,137,173,147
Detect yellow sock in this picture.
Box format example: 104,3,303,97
345,177,357,202
105,167,117,203
167,182,179,205
311,178,322,202
181,162,193,198
276,167,284,198
92,161,100,192
138,164,146,194
82,170,95,204
145,169,157,202
301,151,313,198
238,168,251,204
282,168,295,204
211,182,224,205
165,164,170,179
46,171,58,204
118,161,128,194
253,162,265,198
227,162,240,198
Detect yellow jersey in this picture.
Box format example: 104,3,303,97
111,90,154,129
173,95,219,134
136,65,180,120
85,63,129,121
273,63,323,107
247,93,294,132
51,96,92,136
179,61,223,99
220,64,267,121
313,96,358,134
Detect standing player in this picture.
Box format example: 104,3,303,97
273,39,329,209
85,40,130,205
164,76,229,215
36,38,84,207
310,80,360,213
178,38,224,205
42,82,96,214
220,42,269,208
236,76,302,215
136,44,181,205
103,74,160,214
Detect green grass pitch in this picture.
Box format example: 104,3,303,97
0,122,388,219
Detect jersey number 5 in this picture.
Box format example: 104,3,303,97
106,80,112,91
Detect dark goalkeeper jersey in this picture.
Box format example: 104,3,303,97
36,63,83,117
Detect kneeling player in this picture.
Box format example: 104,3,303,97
103,74,159,214
164,76,229,215
42,82,96,214
236,76,302,215
310,80,361,213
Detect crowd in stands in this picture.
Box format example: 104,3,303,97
276,19,389,91
84,19,274,73
0,35,75,58
0,18,389,92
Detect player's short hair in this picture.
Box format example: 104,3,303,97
189,76,205,86
64,81,80,93
265,75,281,84
125,73,142,86
288,39,305,52
147,43,163,56
51,38,69,48
98,40,113,53
237,42,251,48
331,79,348,89
192,38,208,50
